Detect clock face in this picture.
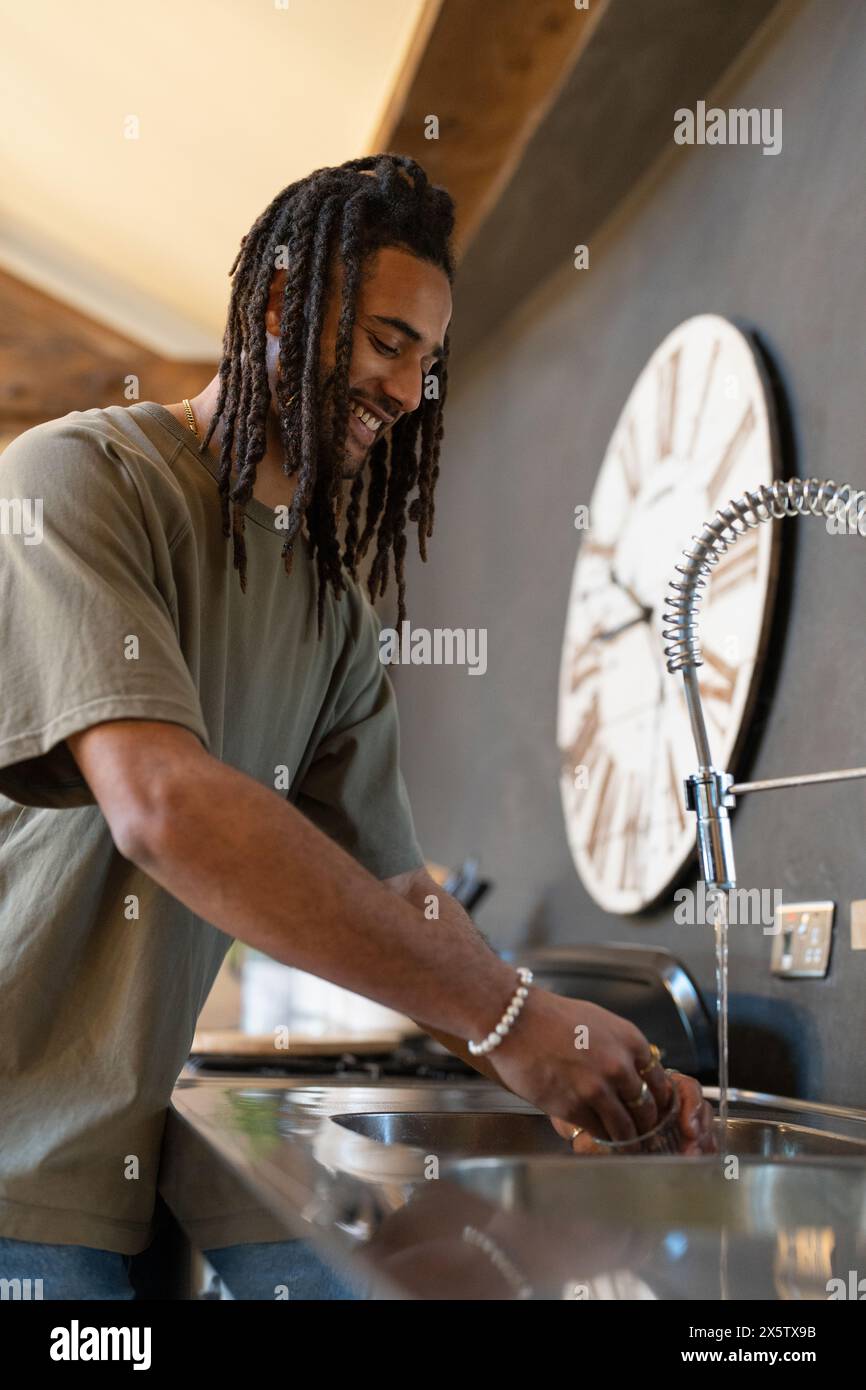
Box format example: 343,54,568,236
557,314,781,914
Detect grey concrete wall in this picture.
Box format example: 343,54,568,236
393,0,866,1106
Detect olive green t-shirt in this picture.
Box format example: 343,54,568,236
0,401,424,1254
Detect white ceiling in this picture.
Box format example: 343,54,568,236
0,0,431,357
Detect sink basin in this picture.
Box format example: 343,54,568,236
720,1115,866,1157
442,1154,866,1298
332,1111,570,1157
329,1097,866,1298
332,1093,866,1160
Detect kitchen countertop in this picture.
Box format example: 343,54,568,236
161,1071,536,1299
160,1071,866,1300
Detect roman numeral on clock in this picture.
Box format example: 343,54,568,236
706,401,756,501
586,754,618,877
656,348,681,460
614,414,641,499
567,636,601,695
698,644,738,726
561,691,601,776
582,537,616,560
667,741,687,833
620,774,644,892
686,337,720,458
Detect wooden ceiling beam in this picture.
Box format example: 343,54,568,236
2,0,607,430
371,0,609,254
0,267,214,429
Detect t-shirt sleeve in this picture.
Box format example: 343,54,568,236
0,419,210,808
294,592,425,880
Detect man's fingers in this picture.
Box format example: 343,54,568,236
631,1042,671,1105
548,1109,617,1144
619,1077,659,1135
552,1076,717,1156
571,1130,609,1156
549,1086,638,1145
671,1073,706,1138
668,1076,719,1150
618,1049,671,1134
642,1060,672,1112
592,1086,642,1144
695,1099,717,1147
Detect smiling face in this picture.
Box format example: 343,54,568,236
264,244,452,478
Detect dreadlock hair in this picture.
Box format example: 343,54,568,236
200,153,456,634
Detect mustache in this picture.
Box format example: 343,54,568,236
300,372,396,423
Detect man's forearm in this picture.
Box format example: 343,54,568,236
128,750,516,1043
393,875,506,1083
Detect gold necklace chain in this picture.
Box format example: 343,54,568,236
181,398,199,439
181,391,300,444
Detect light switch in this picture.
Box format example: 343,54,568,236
771,901,834,978
851,900,866,950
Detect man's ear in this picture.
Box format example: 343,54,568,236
264,269,289,335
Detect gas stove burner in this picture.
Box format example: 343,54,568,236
186,1041,479,1081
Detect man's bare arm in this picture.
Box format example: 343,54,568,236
65,719,700,1143
383,865,503,1084
66,719,517,1044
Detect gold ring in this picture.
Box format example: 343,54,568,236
570,1126,582,1141
639,1045,661,1073
625,1080,650,1110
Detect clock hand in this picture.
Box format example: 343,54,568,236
594,611,652,643
610,568,650,614
580,568,655,633
594,574,655,641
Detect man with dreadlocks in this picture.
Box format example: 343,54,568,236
0,155,713,1299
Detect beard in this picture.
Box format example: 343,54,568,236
313,371,370,481
272,368,372,485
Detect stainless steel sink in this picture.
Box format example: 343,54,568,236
170,1076,866,1300
445,1150,866,1227
332,1110,571,1156
332,1089,866,1160
442,1153,866,1299
329,1091,866,1298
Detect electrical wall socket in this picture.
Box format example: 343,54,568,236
771,901,834,978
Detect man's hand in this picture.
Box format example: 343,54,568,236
486,989,674,1143
383,870,705,1143
549,1071,717,1154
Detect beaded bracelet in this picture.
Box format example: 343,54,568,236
468,967,533,1056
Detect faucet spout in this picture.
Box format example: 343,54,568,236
684,768,737,891
663,477,866,890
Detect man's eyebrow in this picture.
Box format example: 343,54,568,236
368,314,445,361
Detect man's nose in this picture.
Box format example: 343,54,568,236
378,363,424,417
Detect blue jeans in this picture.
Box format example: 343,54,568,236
0,1237,134,1300
203,1240,366,1300
0,1236,364,1300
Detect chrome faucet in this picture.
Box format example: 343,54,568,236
662,478,866,892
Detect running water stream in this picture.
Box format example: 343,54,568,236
713,890,730,1154
712,889,730,1298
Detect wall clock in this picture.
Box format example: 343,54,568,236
557,313,782,914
